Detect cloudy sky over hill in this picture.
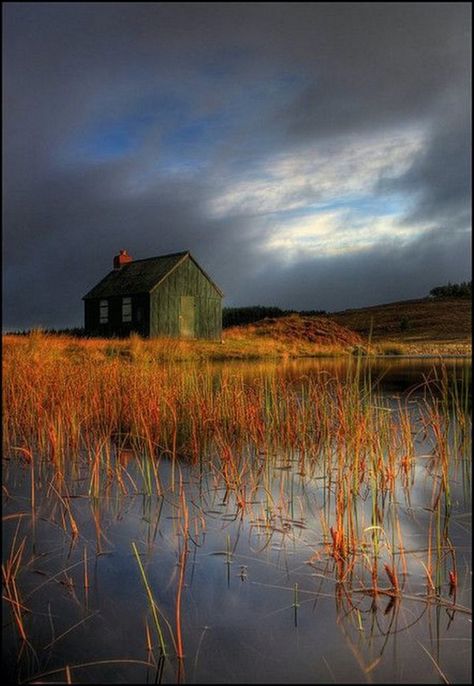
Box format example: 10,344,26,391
3,2,471,328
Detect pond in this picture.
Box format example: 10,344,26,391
2,358,471,684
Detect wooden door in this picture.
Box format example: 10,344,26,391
179,296,195,338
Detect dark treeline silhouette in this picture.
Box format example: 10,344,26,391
7,327,88,337
429,281,471,298
223,306,326,328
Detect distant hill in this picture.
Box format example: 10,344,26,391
329,297,471,354
224,315,363,352
223,306,326,328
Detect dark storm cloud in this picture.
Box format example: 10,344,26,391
234,227,471,312
3,2,471,329
378,105,471,231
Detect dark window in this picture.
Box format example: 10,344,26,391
122,297,132,323
99,299,108,323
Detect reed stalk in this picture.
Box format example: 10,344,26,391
131,542,167,657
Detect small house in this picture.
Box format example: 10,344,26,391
83,250,223,339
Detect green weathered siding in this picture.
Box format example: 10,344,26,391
150,256,222,340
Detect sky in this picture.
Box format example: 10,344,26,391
3,2,471,329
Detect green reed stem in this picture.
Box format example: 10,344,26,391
131,542,167,657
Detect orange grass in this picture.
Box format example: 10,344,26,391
2,332,471,673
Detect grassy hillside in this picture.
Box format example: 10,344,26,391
330,297,471,355
223,315,363,356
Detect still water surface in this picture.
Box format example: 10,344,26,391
3,359,471,683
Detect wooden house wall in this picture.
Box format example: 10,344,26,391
84,294,150,337
150,257,222,340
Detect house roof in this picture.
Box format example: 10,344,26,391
83,251,223,299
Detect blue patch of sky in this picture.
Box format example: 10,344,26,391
79,114,153,159
160,75,312,176
135,92,191,126
66,65,311,173
266,193,409,221
151,74,303,174
65,92,191,164
316,194,407,217
158,112,230,169
71,112,151,161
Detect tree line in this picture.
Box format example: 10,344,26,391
429,281,471,298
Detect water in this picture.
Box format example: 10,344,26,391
2,359,471,684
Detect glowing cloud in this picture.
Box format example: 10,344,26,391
209,128,425,219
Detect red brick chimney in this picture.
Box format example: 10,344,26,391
113,249,133,269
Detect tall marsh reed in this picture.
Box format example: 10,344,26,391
2,333,471,681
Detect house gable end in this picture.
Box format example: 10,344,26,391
83,250,222,340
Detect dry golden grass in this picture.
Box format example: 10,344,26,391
3,315,363,363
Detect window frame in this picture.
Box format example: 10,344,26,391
99,299,109,324
122,296,132,323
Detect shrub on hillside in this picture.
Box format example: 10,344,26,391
429,281,471,298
